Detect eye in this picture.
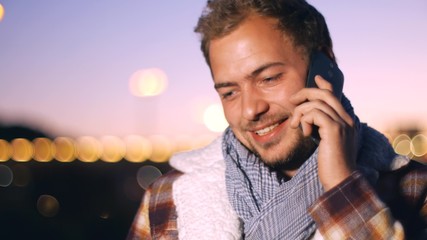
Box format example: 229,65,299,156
221,91,235,100
263,73,283,83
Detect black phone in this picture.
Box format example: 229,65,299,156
304,51,344,144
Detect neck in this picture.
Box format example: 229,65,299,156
282,169,299,179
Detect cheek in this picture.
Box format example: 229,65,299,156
264,85,300,110
223,104,240,127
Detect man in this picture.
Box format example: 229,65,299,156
128,0,427,239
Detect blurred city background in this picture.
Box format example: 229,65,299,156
0,1,426,239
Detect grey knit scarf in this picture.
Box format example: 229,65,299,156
223,95,402,239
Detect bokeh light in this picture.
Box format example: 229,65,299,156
392,134,411,149
99,211,110,220
1,132,423,165
37,195,60,218
100,136,125,163
0,139,12,162
76,136,101,163
173,135,195,153
192,134,217,149
0,165,13,187
53,137,76,162
136,165,162,190
11,138,34,162
0,4,4,22
33,138,55,162
149,135,173,163
129,68,168,97
203,103,228,132
124,135,152,163
394,138,413,157
11,164,31,187
411,134,427,157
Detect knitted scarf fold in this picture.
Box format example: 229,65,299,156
222,94,407,239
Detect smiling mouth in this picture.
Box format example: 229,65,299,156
255,123,280,136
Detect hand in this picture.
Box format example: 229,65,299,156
289,75,357,191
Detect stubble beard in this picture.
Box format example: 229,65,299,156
245,128,317,172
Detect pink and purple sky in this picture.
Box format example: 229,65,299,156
0,1,426,138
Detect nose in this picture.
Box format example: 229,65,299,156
241,89,269,121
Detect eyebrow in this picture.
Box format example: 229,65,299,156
248,62,285,79
214,81,237,90
214,62,285,90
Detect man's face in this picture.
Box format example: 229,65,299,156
209,15,314,168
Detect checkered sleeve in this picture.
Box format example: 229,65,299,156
309,171,405,240
127,170,181,240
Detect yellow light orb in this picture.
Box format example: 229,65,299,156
149,135,173,163
33,138,55,162
392,134,411,149
100,136,126,163
124,135,152,163
76,136,102,163
411,134,427,157
53,137,76,162
192,134,217,149
203,103,228,133
129,68,168,97
11,138,34,162
0,4,5,22
0,139,12,162
173,135,195,152
394,139,412,157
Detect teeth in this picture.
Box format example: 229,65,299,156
255,123,279,136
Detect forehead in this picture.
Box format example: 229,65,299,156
208,14,303,81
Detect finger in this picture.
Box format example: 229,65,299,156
300,120,314,137
299,108,344,140
315,75,354,126
314,75,333,92
290,85,353,126
290,99,342,128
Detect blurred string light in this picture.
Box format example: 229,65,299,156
149,135,174,163
0,139,12,162
100,136,125,163
53,137,76,162
76,136,101,163
124,135,152,163
11,138,34,162
33,138,55,162
173,135,196,153
37,194,60,218
391,133,427,160
0,3,4,22
411,134,427,157
129,68,168,97
2,132,424,163
392,134,413,158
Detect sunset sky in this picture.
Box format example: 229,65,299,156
1,0,426,138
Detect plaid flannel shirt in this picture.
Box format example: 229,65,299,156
127,170,182,240
128,162,427,239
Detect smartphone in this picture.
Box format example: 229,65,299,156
305,51,344,143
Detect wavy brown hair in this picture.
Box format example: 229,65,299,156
194,0,335,66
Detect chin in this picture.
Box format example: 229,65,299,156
250,131,316,171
